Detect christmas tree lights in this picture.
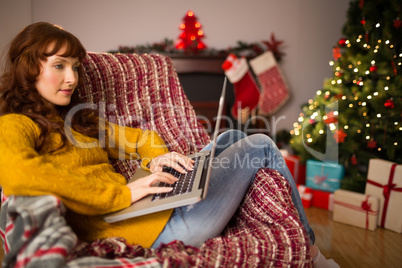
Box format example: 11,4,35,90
290,0,402,192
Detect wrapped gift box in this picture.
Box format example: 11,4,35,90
297,185,313,208
312,189,334,211
285,155,306,185
365,159,402,233
306,159,345,192
333,189,379,231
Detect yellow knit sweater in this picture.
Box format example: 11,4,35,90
0,114,171,248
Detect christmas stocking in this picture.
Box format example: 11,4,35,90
249,51,290,115
221,54,260,121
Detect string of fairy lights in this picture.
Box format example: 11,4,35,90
290,19,401,154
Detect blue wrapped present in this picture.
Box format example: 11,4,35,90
306,159,345,192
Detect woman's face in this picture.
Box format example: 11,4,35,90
35,45,80,107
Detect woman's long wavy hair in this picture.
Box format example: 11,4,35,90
0,22,99,153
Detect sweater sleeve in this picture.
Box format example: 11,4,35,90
103,121,169,170
0,114,131,215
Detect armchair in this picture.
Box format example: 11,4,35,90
0,52,312,267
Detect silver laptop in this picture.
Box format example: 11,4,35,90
104,77,227,223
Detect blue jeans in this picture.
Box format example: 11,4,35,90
152,130,315,248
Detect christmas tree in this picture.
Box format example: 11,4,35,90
290,0,402,192
175,11,207,53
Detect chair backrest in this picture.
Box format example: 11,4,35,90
78,52,210,180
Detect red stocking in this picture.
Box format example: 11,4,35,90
222,54,260,121
249,51,290,116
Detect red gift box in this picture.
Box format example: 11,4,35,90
297,185,313,208
312,189,334,211
284,155,306,185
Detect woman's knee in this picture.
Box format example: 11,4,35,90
216,129,247,148
220,129,247,140
243,133,276,150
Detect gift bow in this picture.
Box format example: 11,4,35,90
361,196,373,229
314,175,328,185
361,198,371,211
298,186,313,200
367,180,399,199
383,183,397,200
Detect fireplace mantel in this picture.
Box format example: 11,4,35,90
168,55,225,74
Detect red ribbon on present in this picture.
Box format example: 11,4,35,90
334,195,377,229
367,163,402,228
361,196,372,229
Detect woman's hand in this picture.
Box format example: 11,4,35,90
126,172,178,204
148,152,194,173
127,152,194,204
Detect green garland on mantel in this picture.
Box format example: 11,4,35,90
108,34,284,61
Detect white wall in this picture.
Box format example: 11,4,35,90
0,0,32,72
1,0,350,131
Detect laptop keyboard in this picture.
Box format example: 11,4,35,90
152,156,201,201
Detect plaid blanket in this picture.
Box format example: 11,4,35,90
1,169,312,267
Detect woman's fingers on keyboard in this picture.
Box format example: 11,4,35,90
161,153,194,173
169,161,190,173
153,171,178,184
127,172,177,203
149,152,194,173
172,152,194,171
